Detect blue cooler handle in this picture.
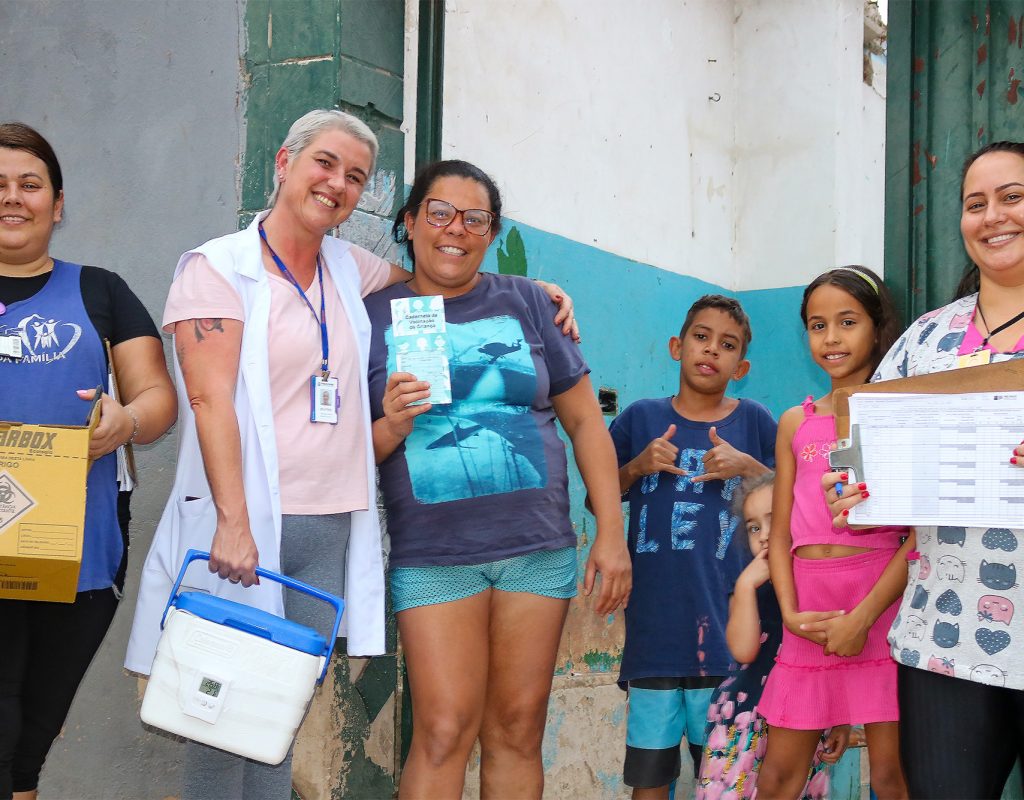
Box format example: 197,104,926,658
161,549,345,684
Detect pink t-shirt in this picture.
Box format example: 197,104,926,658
957,318,1024,356
163,245,392,514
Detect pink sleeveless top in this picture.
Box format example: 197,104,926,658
790,397,907,551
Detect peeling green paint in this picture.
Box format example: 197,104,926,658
580,649,622,672
354,656,397,727
496,226,529,276
329,652,396,799
241,0,345,223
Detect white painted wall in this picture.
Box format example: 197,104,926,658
732,0,887,291
432,0,886,291
439,0,737,285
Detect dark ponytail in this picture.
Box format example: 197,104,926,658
953,263,981,300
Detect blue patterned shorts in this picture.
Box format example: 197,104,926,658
390,546,578,612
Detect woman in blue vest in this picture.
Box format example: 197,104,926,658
0,123,176,800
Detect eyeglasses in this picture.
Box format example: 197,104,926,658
423,198,495,236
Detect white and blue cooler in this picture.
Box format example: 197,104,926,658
140,549,344,765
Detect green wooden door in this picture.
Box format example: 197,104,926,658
886,0,1024,323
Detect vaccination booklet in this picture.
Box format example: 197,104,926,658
390,295,453,406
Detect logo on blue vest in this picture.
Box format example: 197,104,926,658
0,314,82,364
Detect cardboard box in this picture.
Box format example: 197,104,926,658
0,394,101,602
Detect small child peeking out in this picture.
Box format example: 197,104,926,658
696,473,851,800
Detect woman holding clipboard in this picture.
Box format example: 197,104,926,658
825,141,1024,799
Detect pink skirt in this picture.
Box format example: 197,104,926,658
759,548,900,729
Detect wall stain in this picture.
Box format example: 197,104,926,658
596,770,621,794
1009,67,1021,104
541,708,567,771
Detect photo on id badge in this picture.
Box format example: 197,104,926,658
311,374,338,424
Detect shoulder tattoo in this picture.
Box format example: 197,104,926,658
193,318,225,342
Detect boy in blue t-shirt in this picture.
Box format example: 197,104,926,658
609,295,776,799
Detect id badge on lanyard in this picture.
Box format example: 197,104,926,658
260,221,339,424
311,374,339,424
957,349,992,368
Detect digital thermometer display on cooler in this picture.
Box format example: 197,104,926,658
199,677,222,697
184,672,230,724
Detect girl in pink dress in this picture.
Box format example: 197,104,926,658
756,267,911,799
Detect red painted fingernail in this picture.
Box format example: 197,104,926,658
857,482,867,490
841,509,849,517
840,473,848,481
861,491,870,498
1012,456,1019,465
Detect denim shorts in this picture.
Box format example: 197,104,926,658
390,546,578,612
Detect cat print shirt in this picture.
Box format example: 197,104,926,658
876,294,1024,690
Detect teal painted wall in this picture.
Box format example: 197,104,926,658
482,216,829,529
483,220,828,424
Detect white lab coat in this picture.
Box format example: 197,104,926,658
125,212,386,674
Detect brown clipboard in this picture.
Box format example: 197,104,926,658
104,339,138,486
828,359,1024,478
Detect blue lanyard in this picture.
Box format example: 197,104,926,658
258,222,330,377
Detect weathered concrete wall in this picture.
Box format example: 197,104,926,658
0,0,244,797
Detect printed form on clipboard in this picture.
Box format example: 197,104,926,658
839,391,1024,527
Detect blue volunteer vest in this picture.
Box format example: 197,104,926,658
0,260,121,592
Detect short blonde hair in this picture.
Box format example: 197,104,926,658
268,109,378,206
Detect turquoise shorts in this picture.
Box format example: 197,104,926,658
624,677,720,788
390,546,578,612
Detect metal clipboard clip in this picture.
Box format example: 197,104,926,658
828,422,865,484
